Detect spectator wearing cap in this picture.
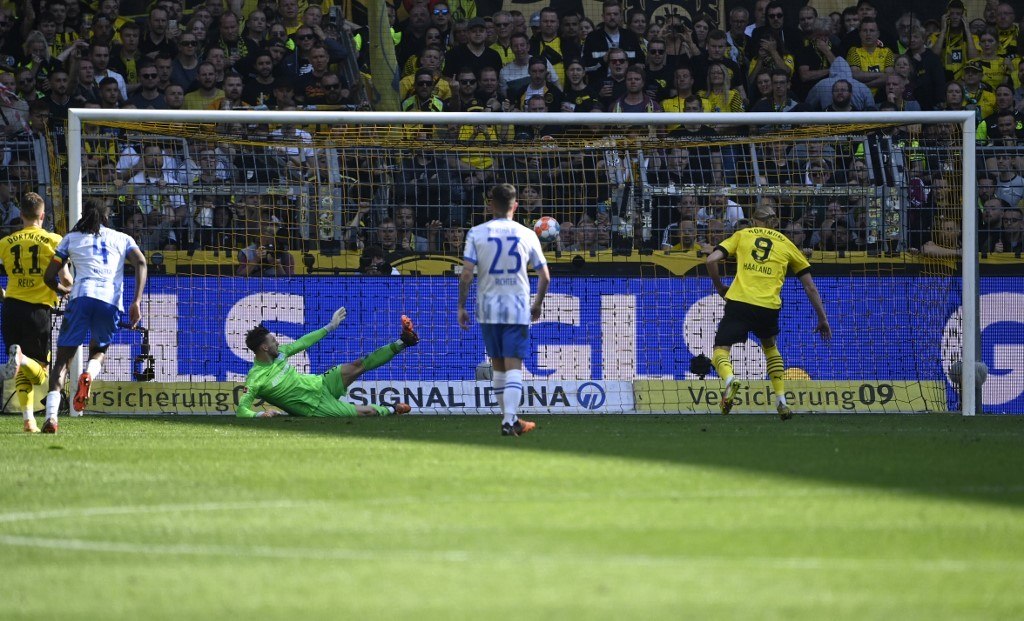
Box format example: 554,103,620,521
963,60,997,119
529,12,541,37
929,0,979,81
529,7,579,89
443,17,503,79
583,0,645,79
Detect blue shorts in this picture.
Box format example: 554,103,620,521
480,324,530,360
57,297,120,348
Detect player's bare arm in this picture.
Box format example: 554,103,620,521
457,259,474,330
705,248,730,298
43,257,72,296
126,247,148,328
531,263,551,322
798,272,831,341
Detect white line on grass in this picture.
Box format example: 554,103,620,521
1,533,1021,574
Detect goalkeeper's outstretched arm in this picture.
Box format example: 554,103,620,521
279,307,347,357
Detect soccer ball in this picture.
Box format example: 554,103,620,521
534,216,560,243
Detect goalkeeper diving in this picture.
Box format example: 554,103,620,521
237,308,419,418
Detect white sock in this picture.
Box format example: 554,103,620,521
45,390,60,421
492,371,506,415
502,369,523,426
23,407,34,422
777,395,788,407
86,358,101,380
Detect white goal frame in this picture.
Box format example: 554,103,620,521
66,109,980,415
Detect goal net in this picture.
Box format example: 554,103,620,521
60,109,1006,416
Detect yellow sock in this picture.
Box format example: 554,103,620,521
18,357,47,386
764,345,785,403
711,348,734,384
15,372,34,411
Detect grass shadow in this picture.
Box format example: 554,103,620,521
142,413,1024,509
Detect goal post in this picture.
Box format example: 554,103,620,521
64,108,993,415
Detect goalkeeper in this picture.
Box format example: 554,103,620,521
237,308,419,418
706,205,831,420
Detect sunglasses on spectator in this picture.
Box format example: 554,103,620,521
141,72,157,78
433,8,449,15
415,80,434,86
648,48,665,54
179,40,197,46
609,57,627,63
460,78,476,84
768,12,784,19
323,83,341,89
297,33,315,40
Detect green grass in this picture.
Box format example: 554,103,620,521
1,414,1022,620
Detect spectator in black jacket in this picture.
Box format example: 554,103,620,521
582,0,644,80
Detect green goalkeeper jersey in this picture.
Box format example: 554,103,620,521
236,328,332,418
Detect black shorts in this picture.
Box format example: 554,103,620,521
714,299,781,347
1,297,53,364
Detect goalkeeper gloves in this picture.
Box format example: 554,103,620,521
324,307,347,332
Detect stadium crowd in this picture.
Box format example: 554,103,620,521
1,0,1023,266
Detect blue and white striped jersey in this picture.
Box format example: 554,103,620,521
55,226,138,311
463,217,547,325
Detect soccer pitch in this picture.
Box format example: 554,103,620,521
1,415,1022,620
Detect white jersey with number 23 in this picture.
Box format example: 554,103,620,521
463,217,547,326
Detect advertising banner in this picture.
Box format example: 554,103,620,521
58,276,1024,414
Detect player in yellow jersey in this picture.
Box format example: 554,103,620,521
705,205,831,420
0,193,71,433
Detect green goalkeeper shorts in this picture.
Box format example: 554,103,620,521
316,365,357,417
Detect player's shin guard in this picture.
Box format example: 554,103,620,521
360,342,402,373
764,345,786,405
711,349,735,384
502,369,523,426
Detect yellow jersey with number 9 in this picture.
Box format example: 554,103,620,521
716,226,811,310
0,226,62,307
